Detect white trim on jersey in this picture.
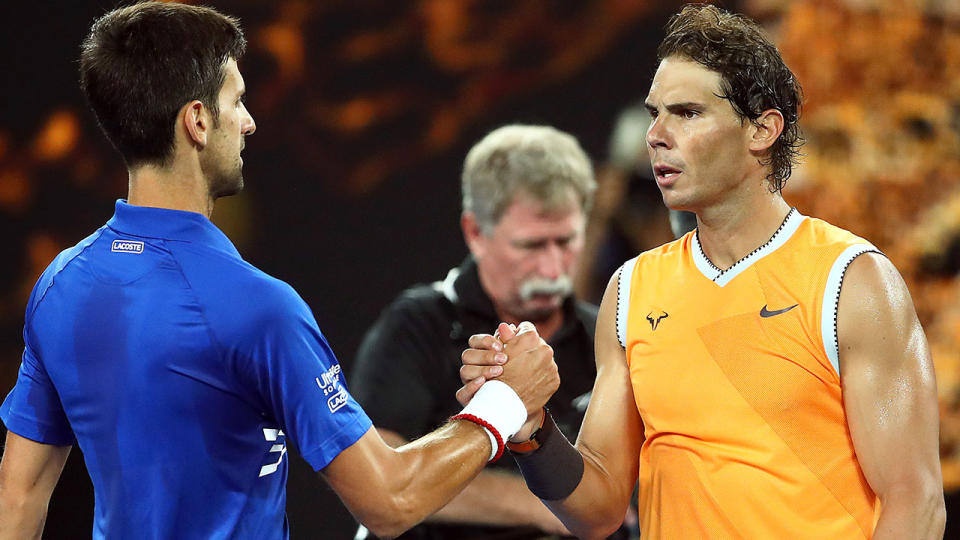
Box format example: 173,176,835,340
691,233,720,281
617,256,640,349
692,209,806,287
821,243,881,376
432,267,460,304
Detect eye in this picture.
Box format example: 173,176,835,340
682,109,699,119
516,240,547,251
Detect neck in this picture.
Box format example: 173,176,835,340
127,158,214,218
694,186,791,270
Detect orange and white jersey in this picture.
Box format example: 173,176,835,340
617,209,880,539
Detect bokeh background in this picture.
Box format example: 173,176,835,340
1,1,959,538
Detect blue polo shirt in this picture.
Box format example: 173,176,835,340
1,200,372,539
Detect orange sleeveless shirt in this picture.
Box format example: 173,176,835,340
617,210,880,539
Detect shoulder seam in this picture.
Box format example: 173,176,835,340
821,244,882,376
616,256,639,350
27,228,107,329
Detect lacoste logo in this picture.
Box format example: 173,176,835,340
760,304,799,318
111,239,144,254
327,388,348,413
646,310,669,330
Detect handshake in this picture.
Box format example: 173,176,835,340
453,321,560,459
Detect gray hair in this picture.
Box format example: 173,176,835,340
462,125,595,233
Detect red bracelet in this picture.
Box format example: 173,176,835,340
451,413,505,463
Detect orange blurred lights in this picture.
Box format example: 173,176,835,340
32,110,80,162
259,23,305,82
0,169,32,214
338,99,379,132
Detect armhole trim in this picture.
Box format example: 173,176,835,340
616,256,639,349
821,244,881,376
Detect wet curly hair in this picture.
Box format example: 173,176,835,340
658,4,803,191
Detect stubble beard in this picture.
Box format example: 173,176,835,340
208,158,244,200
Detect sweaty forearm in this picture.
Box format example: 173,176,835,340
428,469,568,534
333,421,492,539
506,410,630,539
542,453,634,540
392,421,493,514
332,376,532,538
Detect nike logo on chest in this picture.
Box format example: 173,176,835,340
760,304,799,318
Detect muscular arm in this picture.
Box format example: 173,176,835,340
327,329,559,539
0,431,71,539
543,272,644,539
377,428,569,534
838,253,945,539
321,422,490,539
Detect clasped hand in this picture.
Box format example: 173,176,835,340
456,322,557,442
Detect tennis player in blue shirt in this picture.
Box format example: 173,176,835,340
0,3,558,538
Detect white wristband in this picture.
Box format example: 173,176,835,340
458,380,527,460
477,428,499,462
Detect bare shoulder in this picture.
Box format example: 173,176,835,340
840,252,913,310
838,252,916,329
837,252,927,371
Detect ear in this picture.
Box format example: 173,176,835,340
461,212,487,259
748,108,785,154
181,100,210,149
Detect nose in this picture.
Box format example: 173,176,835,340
241,105,256,136
646,115,670,150
536,243,565,280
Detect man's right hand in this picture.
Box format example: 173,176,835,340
457,322,557,441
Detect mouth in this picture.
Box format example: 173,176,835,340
527,292,561,300
653,164,682,186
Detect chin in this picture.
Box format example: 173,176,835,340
211,174,244,200
661,192,698,213
519,300,563,322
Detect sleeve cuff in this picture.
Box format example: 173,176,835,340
300,413,374,472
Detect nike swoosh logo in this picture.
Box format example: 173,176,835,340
760,304,799,318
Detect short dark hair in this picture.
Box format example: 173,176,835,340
658,4,803,191
79,1,246,167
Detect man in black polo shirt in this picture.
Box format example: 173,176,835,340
351,124,619,539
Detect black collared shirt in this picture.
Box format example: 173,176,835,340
350,257,601,540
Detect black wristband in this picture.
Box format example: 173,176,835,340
511,410,584,501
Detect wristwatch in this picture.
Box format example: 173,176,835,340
506,407,548,455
